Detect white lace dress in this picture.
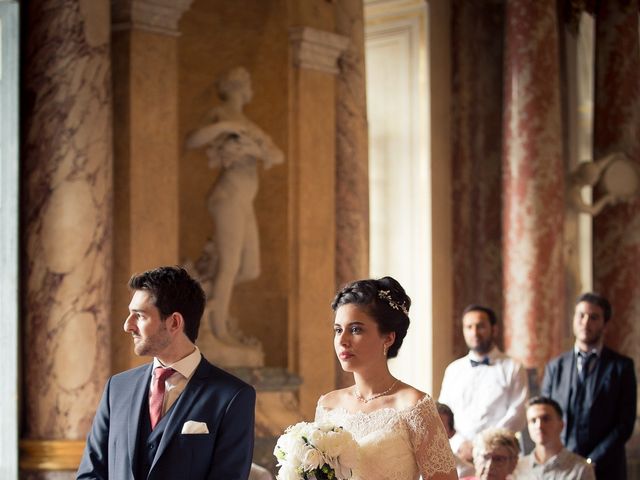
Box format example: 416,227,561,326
315,395,456,480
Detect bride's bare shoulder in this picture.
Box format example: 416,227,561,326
395,383,431,409
317,387,354,410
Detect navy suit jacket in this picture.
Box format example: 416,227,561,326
541,347,636,480
77,355,256,480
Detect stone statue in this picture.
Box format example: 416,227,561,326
568,152,639,216
185,67,284,356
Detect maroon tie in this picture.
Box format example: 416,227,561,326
149,367,175,430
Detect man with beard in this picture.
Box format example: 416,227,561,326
541,293,636,480
439,305,528,463
77,266,256,479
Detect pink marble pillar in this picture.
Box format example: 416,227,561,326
451,0,505,356
22,0,112,474
502,0,565,370
334,0,369,388
593,1,640,359
592,2,640,456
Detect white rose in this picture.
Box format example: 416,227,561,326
314,430,348,457
333,461,353,480
327,433,359,479
286,421,310,436
275,431,306,465
276,463,300,480
306,427,324,447
302,447,324,470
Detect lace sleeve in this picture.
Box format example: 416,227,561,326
314,395,330,423
403,395,457,480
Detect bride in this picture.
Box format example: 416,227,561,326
316,277,458,480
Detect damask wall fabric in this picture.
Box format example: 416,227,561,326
501,0,566,370
451,0,505,357
593,0,640,372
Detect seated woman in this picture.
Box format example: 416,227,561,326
315,276,457,480
462,428,519,480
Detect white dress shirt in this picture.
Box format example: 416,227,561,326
573,342,602,377
151,346,202,416
439,346,528,451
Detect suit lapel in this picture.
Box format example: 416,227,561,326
557,353,575,446
591,347,613,400
129,363,153,473
149,357,212,473
560,353,574,409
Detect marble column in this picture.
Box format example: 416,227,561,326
334,0,368,388
288,26,349,418
502,0,565,370
593,0,640,357
110,0,193,373
592,0,640,456
451,0,505,356
335,1,369,289
21,0,112,477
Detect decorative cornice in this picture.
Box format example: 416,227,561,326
112,0,194,37
289,27,350,75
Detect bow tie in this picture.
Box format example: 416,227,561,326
470,357,490,367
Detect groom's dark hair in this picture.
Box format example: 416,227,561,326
129,266,205,342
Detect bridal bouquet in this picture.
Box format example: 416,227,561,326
274,421,359,480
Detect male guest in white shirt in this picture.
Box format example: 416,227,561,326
439,304,528,462
515,396,594,480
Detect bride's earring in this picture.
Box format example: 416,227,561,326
383,344,388,357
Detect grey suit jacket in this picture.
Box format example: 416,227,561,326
77,355,256,480
541,347,636,480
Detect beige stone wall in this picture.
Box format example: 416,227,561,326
428,0,454,396
109,0,344,420
178,0,290,368
111,28,181,373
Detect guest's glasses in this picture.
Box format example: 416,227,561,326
479,453,513,466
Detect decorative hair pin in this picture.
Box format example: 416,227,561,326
378,290,409,315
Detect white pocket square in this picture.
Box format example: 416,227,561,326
181,420,209,434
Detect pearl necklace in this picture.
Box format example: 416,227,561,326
354,379,399,403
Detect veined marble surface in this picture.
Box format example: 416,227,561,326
23,0,112,440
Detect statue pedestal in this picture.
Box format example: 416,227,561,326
229,367,304,474
196,327,264,367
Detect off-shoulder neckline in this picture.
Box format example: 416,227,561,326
317,393,431,417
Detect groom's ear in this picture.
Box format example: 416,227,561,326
165,312,185,335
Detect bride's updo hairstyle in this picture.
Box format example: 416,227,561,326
331,276,411,358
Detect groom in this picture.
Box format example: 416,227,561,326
77,266,256,479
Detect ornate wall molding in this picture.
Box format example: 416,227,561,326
289,27,349,75
20,440,85,471
112,0,194,36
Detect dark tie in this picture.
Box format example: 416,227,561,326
149,367,175,429
578,352,596,383
470,357,490,367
